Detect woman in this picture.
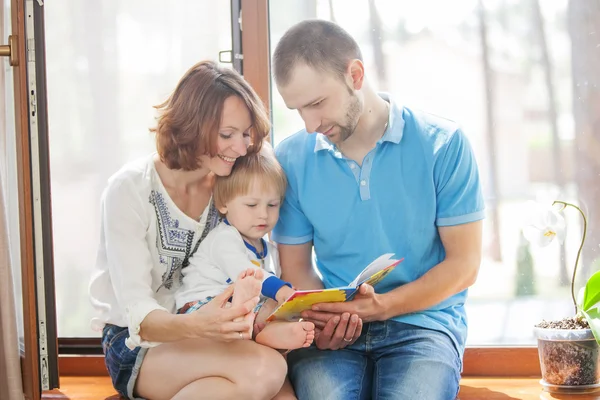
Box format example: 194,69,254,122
89,60,287,400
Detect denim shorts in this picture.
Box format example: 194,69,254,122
102,324,147,400
177,297,214,314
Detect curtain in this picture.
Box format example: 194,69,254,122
0,172,23,400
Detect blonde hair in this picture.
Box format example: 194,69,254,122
213,143,287,209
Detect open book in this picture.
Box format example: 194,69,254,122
266,253,403,322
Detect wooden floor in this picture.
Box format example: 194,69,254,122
42,376,600,399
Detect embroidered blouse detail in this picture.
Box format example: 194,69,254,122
89,154,222,349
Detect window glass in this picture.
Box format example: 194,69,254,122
45,0,233,336
269,0,600,345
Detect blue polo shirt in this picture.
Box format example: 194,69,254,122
271,94,485,356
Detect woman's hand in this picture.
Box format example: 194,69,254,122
187,285,259,341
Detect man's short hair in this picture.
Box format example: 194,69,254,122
273,19,362,86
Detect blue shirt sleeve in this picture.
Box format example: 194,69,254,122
434,129,486,226
271,145,314,245
261,276,292,300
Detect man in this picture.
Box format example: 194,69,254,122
271,20,485,400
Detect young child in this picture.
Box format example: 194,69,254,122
175,143,315,350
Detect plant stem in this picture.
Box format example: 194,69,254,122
553,201,587,314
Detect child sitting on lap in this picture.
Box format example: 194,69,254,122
175,144,314,350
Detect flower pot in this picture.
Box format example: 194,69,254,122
534,327,600,393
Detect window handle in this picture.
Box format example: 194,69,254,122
0,35,18,66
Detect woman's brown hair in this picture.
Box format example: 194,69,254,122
151,60,270,170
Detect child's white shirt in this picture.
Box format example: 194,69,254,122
175,222,287,310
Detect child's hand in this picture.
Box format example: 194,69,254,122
275,285,295,304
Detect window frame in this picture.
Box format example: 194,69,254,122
48,0,538,379
56,347,541,377
53,0,271,354
247,0,538,378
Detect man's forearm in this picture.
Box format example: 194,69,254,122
282,268,324,291
379,257,479,319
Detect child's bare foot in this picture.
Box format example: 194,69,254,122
255,320,315,350
231,268,263,334
232,268,263,307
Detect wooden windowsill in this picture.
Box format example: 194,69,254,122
50,348,565,399
44,376,600,400
57,347,543,377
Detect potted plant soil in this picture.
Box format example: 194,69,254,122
525,200,600,394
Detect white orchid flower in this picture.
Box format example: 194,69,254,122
522,201,566,247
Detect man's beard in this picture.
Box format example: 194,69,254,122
337,91,362,143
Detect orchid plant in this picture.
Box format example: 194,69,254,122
524,200,600,342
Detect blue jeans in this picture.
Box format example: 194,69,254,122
287,321,461,400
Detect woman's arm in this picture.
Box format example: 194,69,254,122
101,178,169,347
140,285,259,342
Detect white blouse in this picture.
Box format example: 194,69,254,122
89,154,221,349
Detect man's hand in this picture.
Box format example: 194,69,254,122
301,311,363,350
308,284,388,323
276,242,366,349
